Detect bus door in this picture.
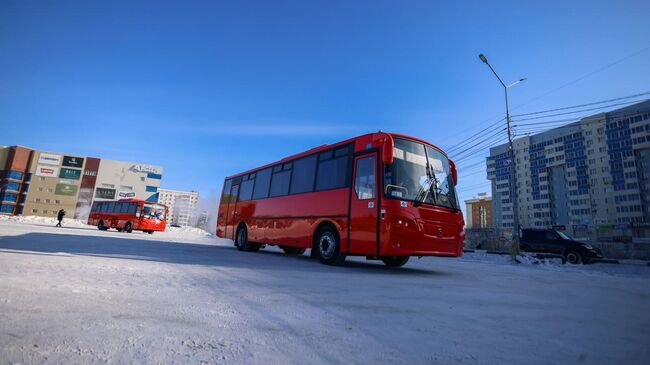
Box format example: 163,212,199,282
224,184,239,240
349,152,379,255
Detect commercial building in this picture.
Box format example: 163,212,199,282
157,188,199,226
0,145,163,219
487,100,650,237
465,193,493,228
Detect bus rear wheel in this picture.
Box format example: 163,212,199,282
124,222,132,233
316,226,346,265
281,246,306,255
98,220,107,231
235,225,260,252
381,256,410,267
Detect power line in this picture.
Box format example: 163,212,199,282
512,109,650,137
510,91,650,118
453,135,508,163
507,45,650,112
511,99,643,122
445,118,506,153
449,128,506,158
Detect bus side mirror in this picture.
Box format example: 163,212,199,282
449,159,458,185
382,136,394,165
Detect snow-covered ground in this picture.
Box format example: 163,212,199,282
0,219,648,364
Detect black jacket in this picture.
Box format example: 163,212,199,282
57,210,65,220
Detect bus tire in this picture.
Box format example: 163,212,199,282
281,246,306,255
381,256,410,267
316,226,346,265
124,222,133,233
147,230,154,235
235,225,260,252
98,220,107,231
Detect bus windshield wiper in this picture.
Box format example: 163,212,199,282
415,166,438,207
414,179,432,207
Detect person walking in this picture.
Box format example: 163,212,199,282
56,209,66,227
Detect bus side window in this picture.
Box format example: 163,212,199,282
107,202,116,213
136,205,142,217
128,203,137,214
100,203,108,213
120,203,130,213
252,168,272,199
316,151,349,190
91,202,98,212
114,203,122,213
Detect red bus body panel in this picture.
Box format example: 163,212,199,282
216,132,465,258
87,199,168,233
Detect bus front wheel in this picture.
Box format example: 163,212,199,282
124,222,132,233
381,256,410,267
316,226,346,266
235,225,260,252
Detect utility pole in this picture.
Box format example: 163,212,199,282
479,54,526,258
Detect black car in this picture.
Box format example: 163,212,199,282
520,229,603,264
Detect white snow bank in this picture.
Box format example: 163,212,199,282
0,215,218,242
0,214,87,227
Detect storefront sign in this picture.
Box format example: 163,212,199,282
95,188,116,199
129,164,162,174
62,156,84,168
35,165,59,177
55,183,78,196
38,152,62,166
118,191,136,198
59,168,81,180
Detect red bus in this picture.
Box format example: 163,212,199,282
216,132,464,267
88,199,168,234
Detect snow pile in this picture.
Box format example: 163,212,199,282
164,225,214,238
0,215,87,228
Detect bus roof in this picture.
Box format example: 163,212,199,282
225,131,447,180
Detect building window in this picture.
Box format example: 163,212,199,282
147,173,162,179
0,193,18,203
0,204,14,213
32,209,38,214
6,171,23,180
146,186,158,193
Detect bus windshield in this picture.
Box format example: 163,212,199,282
143,204,166,220
384,138,458,210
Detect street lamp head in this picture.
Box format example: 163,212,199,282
479,54,488,64
519,78,527,82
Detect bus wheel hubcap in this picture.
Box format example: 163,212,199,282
319,232,335,259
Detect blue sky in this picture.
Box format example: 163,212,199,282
1,0,649,214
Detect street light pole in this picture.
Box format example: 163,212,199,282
479,53,526,258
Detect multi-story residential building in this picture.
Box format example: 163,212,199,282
465,193,493,228
157,188,199,226
486,100,650,237
0,145,163,219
